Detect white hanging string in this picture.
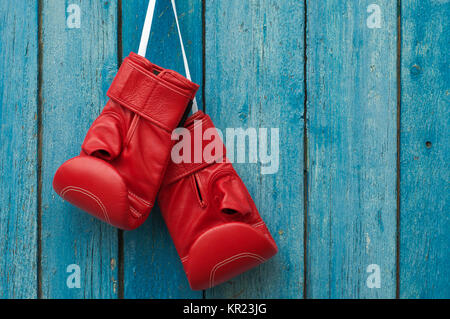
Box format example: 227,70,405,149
138,0,198,113
138,0,156,57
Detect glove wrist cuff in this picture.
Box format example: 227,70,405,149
164,111,228,185
107,52,199,131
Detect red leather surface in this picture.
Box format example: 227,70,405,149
53,156,130,227
53,52,199,230
158,111,278,290
187,223,278,290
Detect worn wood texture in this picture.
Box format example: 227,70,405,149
40,0,119,298
400,0,450,299
204,0,305,298
0,0,449,299
121,0,203,298
0,0,39,299
306,0,397,298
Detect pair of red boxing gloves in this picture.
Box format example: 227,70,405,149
53,52,278,290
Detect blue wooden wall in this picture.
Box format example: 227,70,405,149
0,0,448,299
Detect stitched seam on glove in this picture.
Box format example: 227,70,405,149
60,186,111,224
129,206,142,218
181,256,189,263
128,190,152,207
209,253,266,288
123,115,140,148
252,221,265,228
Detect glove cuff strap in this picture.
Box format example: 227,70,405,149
164,111,228,185
107,53,199,132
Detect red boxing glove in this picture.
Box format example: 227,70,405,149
53,52,199,230
158,111,278,290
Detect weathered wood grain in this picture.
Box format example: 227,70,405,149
0,0,448,300
306,0,397,298
400,0,450,299
121,0,203,298
40,0,119,298
0,0,39,299
205,0,305,298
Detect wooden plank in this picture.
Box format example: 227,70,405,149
121,0,203,298
40,0,119,298
0,1,39,299
306,0,397,298
400,0,450,299
204,0,305,298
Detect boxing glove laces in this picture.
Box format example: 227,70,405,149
158,111,278,290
